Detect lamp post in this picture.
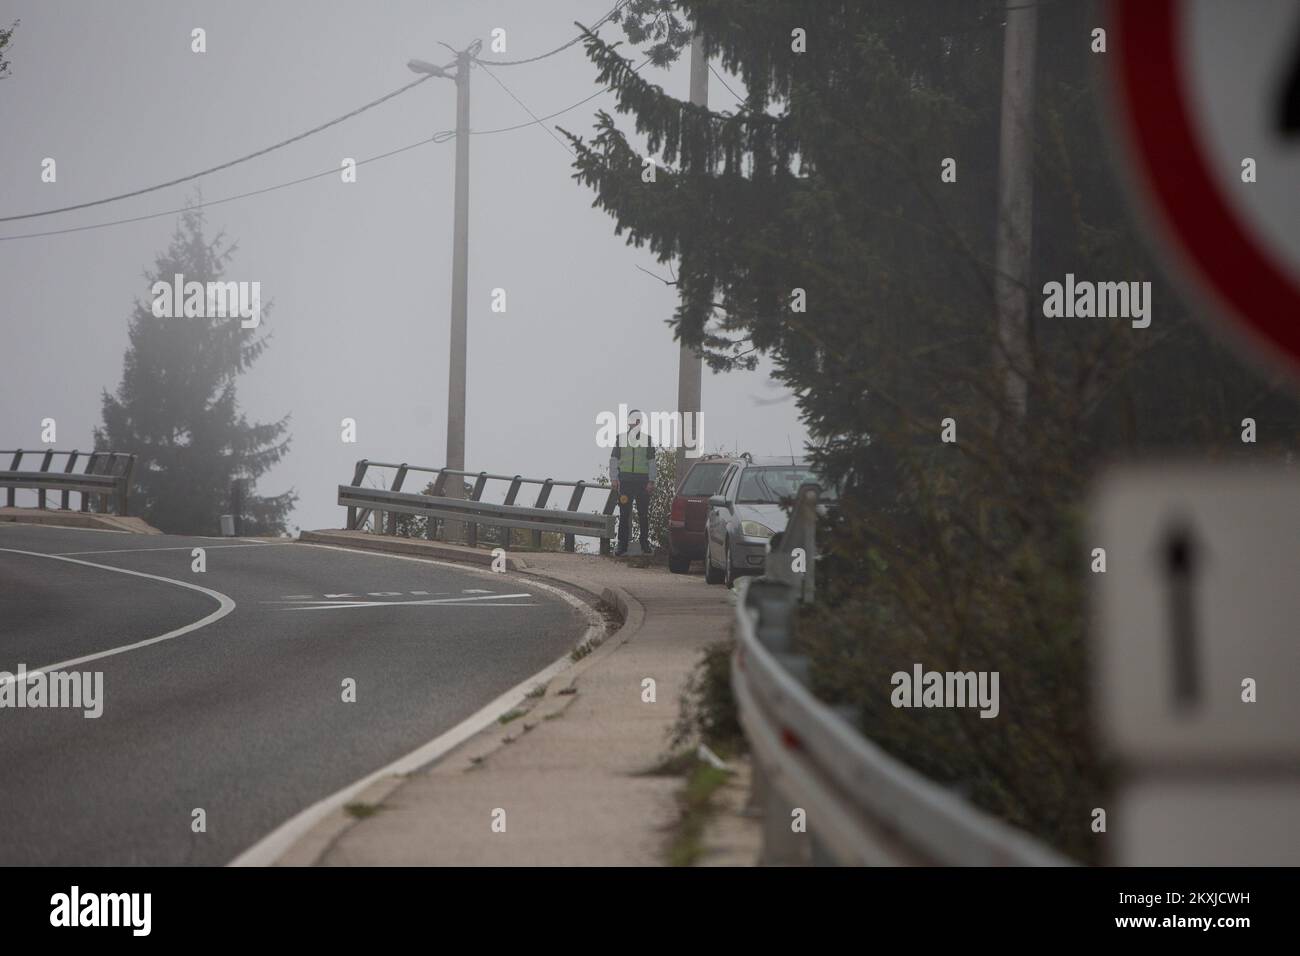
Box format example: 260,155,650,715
409,41,480,539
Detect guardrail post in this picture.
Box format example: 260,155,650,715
794,484,819,603
428,469,450,541
95,454,114,513
386,464,409,535
111,455,126,516
346,460,369,530
465,471,489,549
532,479,554,549
470,472,488,501
37,449,54,509
563,481,586,553
101,454,122,515
61,451,79,510
6,450,21,507
120,454,137,516
751,761,810,866
599,486,617,555
80,453,99,512
501,476,523,550
746,579,797,654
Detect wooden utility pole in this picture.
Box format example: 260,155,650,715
446,47,472,509
676,31,708,486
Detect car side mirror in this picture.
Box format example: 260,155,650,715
708,495,730,510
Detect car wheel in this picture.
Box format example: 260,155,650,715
723,536,737,588
668,547,691,574
704,540,724,584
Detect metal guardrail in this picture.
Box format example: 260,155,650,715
732,483,1072,866
0,449,137,516
339,460,617,553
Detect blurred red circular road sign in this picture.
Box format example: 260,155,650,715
1110,0,1300,376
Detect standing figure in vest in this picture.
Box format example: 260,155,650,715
610,408,656,557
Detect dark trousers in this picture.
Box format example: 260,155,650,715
617,477,650,552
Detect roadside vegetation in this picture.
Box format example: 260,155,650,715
581,1,1300,863
97,206,296,535
671,640,744,758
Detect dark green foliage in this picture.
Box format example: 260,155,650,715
608,0,692,68
671,639,745,757
645,448,676,552
0,19,18,80
96,207,296,535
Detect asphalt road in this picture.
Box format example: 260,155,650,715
0,523,590,865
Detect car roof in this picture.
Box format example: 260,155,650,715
744,456,812,467
685,455,744,468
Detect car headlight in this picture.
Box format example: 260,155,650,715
740,521,775,539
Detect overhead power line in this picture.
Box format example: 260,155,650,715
474,0,630,66
0,60,650,243
0,72,447,224
437,55,649,142
474,60,575,156
708,63,745,107
0,136,441,242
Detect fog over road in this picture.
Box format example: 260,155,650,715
0,523,588,865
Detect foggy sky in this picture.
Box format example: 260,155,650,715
0,0,809,532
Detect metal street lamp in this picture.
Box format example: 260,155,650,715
407,43,478,539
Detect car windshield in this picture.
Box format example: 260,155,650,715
736,466,832,504
678,462,730,496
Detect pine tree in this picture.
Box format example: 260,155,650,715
96,206,296,535
0,18,19,80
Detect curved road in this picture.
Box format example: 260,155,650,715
0,522,592,865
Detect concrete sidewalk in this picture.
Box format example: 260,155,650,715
281,530,755,866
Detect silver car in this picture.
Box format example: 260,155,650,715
704,457,830,587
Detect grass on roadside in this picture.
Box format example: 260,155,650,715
665,757,731,867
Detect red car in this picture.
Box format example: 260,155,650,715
667,454,745,574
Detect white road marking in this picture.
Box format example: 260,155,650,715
463,588,492,594
264,593,535,611
53,542,285,557
0,548,236,685
277,591,451,600
229,540,607,867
